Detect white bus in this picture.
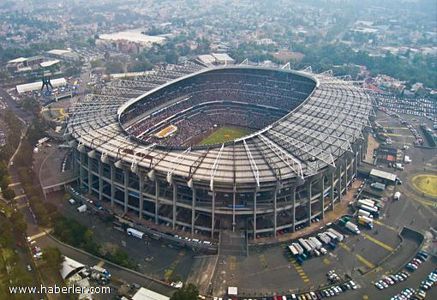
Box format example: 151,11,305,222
126,227,144,239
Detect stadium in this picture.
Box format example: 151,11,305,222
67,63,373,240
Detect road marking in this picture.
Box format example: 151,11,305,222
384,133,414,138
29,230,51,240
384,127,409,130
356,254,375,269
339,242,351,252
258,254,268,269
229,256,236,271
289,258,310,284
362,233,394,252
374,220,398,232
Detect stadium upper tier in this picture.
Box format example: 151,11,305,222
68,65,373,190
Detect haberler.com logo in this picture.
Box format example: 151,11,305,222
9,284,111,294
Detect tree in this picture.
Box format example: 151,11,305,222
170,284,199,300
43,247,64,270
2,187,15,201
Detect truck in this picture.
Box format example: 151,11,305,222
344,221,361,234
126,227,144,239
327,228,344,242
358,203,380,218
309,237,323,250
358,199,376,207
298,238,313,254
293,243,304,255
370,182,386,191
91,265,111,278
317,233,331,244
288,245,299,256
325,231,338,242
393,191,401,201
357,209,372,218
358,215,374,229
395,163,404,170
77,204,87,213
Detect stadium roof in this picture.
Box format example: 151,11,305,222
8,57,27,64
40,60,60,68
212,53,235,63
132,287,169,300
47,49,72,55
99,30,166,45
16,78,67,94
369,169,397,182
68,64,372,187
60,256,85,279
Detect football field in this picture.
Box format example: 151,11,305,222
199,126,251,145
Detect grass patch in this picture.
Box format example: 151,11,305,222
412,174,437,197
198,126,251,145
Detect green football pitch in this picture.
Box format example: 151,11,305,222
198,126,252,145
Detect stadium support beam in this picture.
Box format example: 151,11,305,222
211,191,215,239
269,130,336,169
320,177,325,220
139,173,144,220
124,169,129,213
273,189,278,237
110,164,115,208
292,187,296,232
281,62,291,70
337,164,342,203
330,172,335,211
253,191,257,239
243,140,260,188
232,186,236,232
191,188,196,236
167,147,192,184
87,152,93,193
258,134,304,179
307,181,312,226
155,180,159,224
172,184,177,230
98,158,103,201
210,144,225,191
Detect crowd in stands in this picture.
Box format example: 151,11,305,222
120,69,315,147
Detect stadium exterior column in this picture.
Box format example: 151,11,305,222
172,183,177,230
191,187,196,236
344,158,349,191
354,150,359,175
110,164,115,208
211,191,215,239
232,187,236,232
124,169,128,213
292,187,296,232
273,188,278,237
337,164,342,202
307,181,312,226
155,180,159,224
98,159,103,201
138,174,144,220
320,177,325,219
330,172,335,211
79,152,84,191
87,156,92,194
253,191,257,239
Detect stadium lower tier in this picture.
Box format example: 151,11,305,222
74,143,364,239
